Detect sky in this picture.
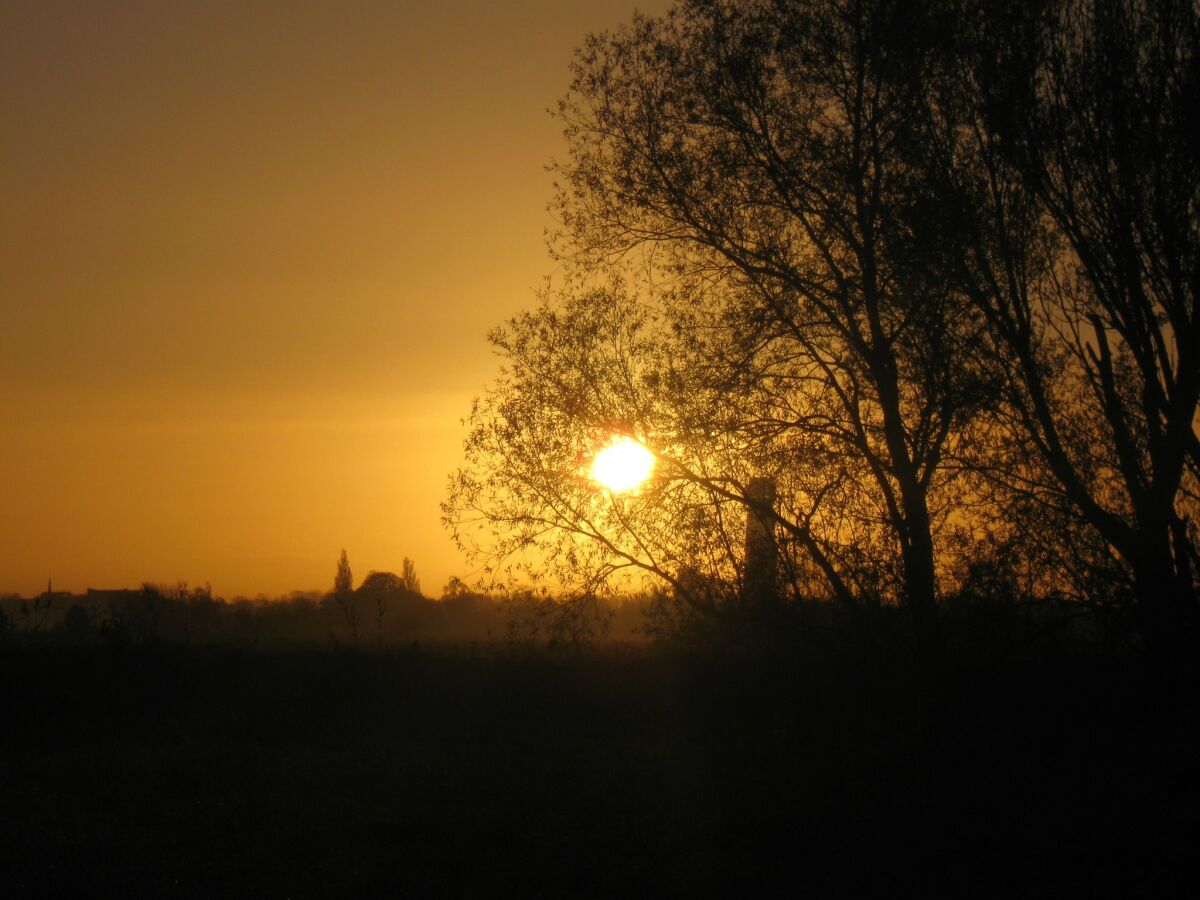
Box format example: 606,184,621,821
1,0,671,599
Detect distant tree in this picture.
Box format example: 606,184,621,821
356,570,422,646
441,576,470,600
400,557,421,596
361,571,401,648
334,549,353,596
332,549,358,644
358,571,405,594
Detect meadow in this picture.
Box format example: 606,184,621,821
2,611,1193,896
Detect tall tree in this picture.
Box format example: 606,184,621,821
400,557,421,596
554,0,996,640
334,549,353,596
449,0,994,649
332,549,358,642
918,0,1200,651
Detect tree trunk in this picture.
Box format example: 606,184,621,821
898,479,942,655
1129,524,1196,666
871,338,943,654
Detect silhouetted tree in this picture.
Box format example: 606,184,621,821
334,549,353,596
355,570,431,645
442,576,470,600
916,0,1200,652
361,570,405,647
332,549,358,644
447,0,998,651
400,557,421,596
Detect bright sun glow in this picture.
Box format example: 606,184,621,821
590,437,655,493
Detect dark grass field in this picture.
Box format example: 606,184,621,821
2,641,1195,896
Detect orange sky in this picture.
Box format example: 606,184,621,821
0,0,670,599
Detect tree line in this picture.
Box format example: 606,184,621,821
0,556,651,649
445,0,1199,658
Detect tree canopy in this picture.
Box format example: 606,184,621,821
445,0,1199,653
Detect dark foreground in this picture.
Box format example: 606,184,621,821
1,642,1194,896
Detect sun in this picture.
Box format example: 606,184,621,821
590,436,655,493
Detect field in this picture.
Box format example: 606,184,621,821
2,640,1193,896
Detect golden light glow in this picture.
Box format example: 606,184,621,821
0,1,679,599
590,437,655,493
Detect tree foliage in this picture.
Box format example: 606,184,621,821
332,548,357,643
445,0,1199,652
334,549,353,596
917,0,1200,647
400,557,421,596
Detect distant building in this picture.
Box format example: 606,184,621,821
40,576,72,602
85,588,143,604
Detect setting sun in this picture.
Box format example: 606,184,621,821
590,437,655,493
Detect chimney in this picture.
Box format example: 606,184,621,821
742,477,778,607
